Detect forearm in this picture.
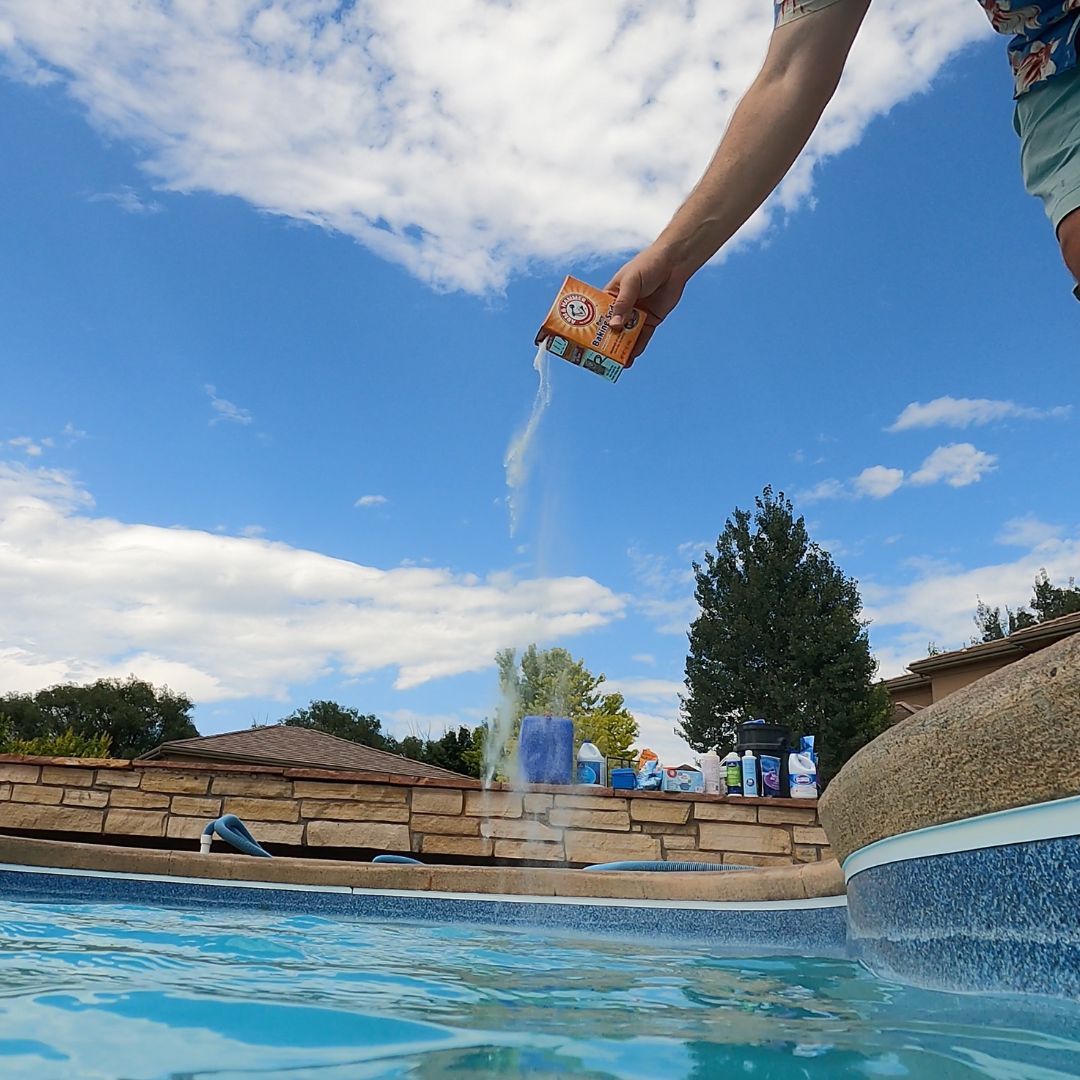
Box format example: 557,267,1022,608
656,3,869,278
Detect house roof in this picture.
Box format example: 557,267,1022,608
906,611,1080,676
890,700,925,721
139,724,471,782
882,671,930,693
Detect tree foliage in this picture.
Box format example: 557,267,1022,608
972,570,1080,643
681,487,887,784
0,719,112,759
282,700,393,750
281,700,483,778
488,645,640,775
0,677,198,759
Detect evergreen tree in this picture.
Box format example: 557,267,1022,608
681,487,887,784
970,570,1078,643
1030,570,1080,621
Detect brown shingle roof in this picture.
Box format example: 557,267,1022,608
140,724,471,782
907,611,1080,675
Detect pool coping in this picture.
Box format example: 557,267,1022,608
0,834,846,904
0,861,846,912
842,793,1080,881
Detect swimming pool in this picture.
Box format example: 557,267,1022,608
2,896,1079,1079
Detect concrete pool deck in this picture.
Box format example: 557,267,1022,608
0,834,844,903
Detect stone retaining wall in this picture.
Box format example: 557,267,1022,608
0,756,829,867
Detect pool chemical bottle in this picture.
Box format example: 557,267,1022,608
700,750,722,796
741,749,759,798
722,751,742,796
759,754,782,798
535,277,647,385
788,751,818,798
519,715,574,785
576,741,607,786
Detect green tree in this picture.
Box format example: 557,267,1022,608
496,645,601,722
971,570,1079,643
491,646,640,770
0,718,112,759
1030,569,1080,621
574,692,639,761
681,486,887,785
281,701,483,779
0,677,197,759
419,725,482,777
281,700,394,751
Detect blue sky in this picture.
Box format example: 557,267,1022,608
1,3,1077,762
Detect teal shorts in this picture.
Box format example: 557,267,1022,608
1015,65,1080,233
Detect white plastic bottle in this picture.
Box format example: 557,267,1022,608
576,742,607,786
741,749,759,797
788,751,818,798
700,750,722,795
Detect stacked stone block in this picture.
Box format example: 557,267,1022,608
0,758,829,866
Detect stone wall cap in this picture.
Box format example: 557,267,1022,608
0,835,842,903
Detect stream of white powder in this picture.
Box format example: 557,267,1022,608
503,341,551,537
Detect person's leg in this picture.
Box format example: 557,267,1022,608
1015,67,1080,296
1058,207,1080,283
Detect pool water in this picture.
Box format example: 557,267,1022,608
1,899,1079,1079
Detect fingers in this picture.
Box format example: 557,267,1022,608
607,269,641,332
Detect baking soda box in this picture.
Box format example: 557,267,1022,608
535,276,646,384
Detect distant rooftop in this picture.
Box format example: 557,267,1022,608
140,724,471,782
905,611,1080,676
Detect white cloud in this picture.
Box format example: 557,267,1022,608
631,709,695,766
605,678,686,704
795,478,849,504
997,515,1064,548
0,2,989,292
89,184,162,214
603,676,698,762
802,444,996,501
631,653,656,666
909,443,997,488
239,524,266,538
865,530,1080,663
853,465,905,499
382,707,465,740
7,435,43,457
355,494,388,508
888,396,1072,432
0,462,624,700
626,544,696,635
204,384,253,426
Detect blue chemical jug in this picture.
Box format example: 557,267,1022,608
519,715,574,785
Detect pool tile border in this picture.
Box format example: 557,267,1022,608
0,864,848,952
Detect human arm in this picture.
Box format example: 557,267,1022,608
607,0,872,359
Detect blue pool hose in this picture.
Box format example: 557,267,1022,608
372,854,423,865
583,861,756,872
201,814,273,858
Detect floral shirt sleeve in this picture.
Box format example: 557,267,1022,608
774,0,847,28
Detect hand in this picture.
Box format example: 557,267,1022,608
605,243,691,364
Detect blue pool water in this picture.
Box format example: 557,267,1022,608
1,898,1079,1079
